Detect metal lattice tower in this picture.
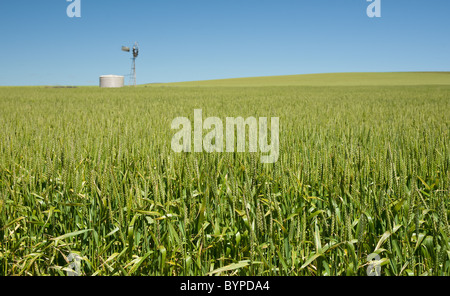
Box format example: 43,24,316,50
122,42,139,87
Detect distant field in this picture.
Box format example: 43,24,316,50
0,73,449,276
148,72,450,87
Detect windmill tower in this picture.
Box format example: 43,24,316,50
122,42,139,86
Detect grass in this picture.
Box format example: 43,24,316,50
0,72,449,276
148,72,450,87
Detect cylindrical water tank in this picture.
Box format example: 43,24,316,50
99,75,124,88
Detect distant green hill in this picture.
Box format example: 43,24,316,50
147,72,450,87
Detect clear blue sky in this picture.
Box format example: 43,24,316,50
0,0,449,86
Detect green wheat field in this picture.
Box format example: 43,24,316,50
0,72,449,276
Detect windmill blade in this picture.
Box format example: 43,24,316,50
133,42,139,58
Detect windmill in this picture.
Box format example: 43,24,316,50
122,42,139,86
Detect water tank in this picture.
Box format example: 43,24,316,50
99,75,124,88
